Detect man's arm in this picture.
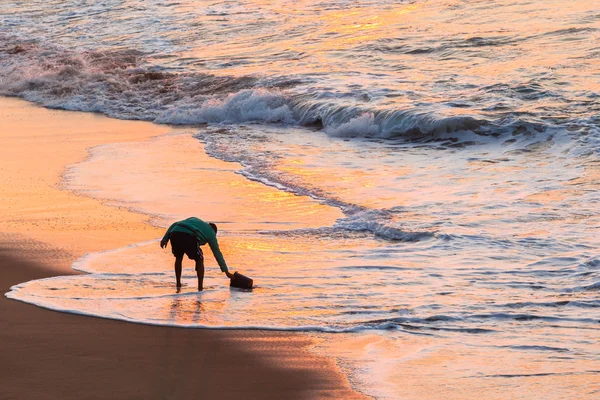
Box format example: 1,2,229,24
207,238,229,273
160,222,177,248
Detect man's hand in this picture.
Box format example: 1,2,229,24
160,238,168,249
225,271,234,279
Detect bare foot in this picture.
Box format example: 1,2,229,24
198,287,203,292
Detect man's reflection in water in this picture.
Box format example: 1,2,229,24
168,295,204,324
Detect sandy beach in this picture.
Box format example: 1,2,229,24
0,97,365,400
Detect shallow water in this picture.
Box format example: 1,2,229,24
8,131,600,398
2,0,600,398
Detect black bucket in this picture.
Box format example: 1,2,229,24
230,272,253,289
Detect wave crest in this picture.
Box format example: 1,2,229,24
335,209,436,242
156,89,294,124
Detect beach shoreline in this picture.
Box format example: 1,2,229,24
0,97,365,399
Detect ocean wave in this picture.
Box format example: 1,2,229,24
501,300,600,309
579,256,600,270
290,96,489,139
251,208,439,243
0,34,520,142
3,34,595,147
570,281,600,292
324,112,380,137
366,312,600,328
362,34,523,57
334,209,436,242
155,88,294,124
500,345,570,353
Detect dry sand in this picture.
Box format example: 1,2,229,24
0,97,366,399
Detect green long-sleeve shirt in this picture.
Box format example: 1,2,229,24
162,217,228,272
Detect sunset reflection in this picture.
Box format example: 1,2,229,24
3,0,599,399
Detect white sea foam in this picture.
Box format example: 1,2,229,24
156,89,294,125
2,33,596,143
325,113,379,137
334,209,436,242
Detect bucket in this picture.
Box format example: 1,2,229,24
230,271,253,289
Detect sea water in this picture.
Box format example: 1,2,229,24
2,1,600,398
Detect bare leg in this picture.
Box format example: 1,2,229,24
174,255,183,290
195,257,204,291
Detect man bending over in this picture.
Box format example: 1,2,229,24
160,217,232,291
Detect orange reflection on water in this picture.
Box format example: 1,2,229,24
181,0,600,112
186,2,423,75
167,296,205,324
70,133,344,232
222,233,329,267
275,155,413,209
524,189,573,204
310,4,422,48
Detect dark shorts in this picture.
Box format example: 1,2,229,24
170,231,204,261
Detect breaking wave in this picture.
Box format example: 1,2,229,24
0,34,542,141
334,209,436,242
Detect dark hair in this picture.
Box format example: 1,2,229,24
209,222,218,234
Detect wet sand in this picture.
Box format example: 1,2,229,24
0,97,365,399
